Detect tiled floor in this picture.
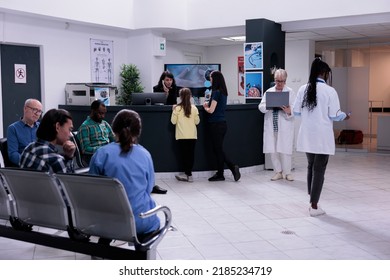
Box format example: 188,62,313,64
1,150,390,260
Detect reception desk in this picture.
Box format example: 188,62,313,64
59,104,264,172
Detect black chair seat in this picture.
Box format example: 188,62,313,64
0,138,18,168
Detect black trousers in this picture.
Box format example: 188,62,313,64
208,121,234,175
177,139,196,176
306,153,329,204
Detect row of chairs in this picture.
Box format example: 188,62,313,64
0,168,172,259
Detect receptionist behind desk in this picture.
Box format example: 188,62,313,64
153,71,178,105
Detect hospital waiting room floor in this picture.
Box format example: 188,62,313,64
1,150,390,260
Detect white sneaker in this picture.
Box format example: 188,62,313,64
187,176,193,183
285,174,294,181
309,206,326,217
175,174,188,182
271,172,283,181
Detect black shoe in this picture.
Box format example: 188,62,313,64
152,185,167,194
208,173,225,181
232,165,241,181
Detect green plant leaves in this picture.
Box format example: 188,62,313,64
116,64,144,105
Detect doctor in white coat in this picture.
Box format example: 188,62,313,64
258,69,296,181
293,58,350,217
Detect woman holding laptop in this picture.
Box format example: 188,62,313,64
258,69,296,181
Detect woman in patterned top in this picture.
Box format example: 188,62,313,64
20,108,75,173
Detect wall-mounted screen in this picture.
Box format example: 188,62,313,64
164,63,221,97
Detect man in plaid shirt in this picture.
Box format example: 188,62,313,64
77,100,168,195
77,100,115,165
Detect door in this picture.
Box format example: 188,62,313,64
1,44,42,136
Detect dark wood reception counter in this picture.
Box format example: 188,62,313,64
59,104,264,172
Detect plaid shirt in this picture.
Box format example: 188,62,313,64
77,116,115,155
19,139,74,173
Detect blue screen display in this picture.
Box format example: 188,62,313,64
164,64,221,97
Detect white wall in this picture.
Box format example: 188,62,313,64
285,40,315,151
207,45,244,103
369,49,390,107
0,0,134,29
0,14,129,135
0,14,129,109
333,67,370,134
285,40,315,94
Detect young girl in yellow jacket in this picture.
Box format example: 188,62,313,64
171,88,200,182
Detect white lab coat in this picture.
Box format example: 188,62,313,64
258,86,296,154
293,81,342,155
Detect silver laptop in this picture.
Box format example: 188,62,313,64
266,91,289,109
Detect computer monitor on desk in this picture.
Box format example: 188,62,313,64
132,92,167,105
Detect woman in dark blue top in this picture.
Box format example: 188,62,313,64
203,71,241,182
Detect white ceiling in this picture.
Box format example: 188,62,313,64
162,21,390,50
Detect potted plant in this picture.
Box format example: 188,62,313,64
116,64,144,105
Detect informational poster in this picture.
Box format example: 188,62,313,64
238,56,245,96
14,64,27,84
90,39,114,84
245,71,263,98
244,42,263,70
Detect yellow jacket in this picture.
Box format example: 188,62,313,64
171,105,200,140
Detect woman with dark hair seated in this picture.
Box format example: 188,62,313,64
153,71,178,105
20,108,75,173
89,109,160,241
19,109,89,242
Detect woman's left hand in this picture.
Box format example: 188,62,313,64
63,140,76,158
281,105,291,115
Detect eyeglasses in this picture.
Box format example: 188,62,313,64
275,80,286,83
26,105,43,115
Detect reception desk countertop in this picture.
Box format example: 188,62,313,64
60,104,264,172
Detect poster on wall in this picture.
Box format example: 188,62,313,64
238,56,245,96
245,71,263,98
90,39,114,84
244,42,263,70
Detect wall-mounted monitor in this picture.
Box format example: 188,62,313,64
132,92,167,105
164,63,221,97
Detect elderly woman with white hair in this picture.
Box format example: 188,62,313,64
258,69,296,181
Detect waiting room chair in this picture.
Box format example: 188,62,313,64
70,131,87,169
0,168,70,231
56,173,172,259
0,176,11,221
0,138,18,168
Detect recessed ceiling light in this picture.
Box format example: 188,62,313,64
221,36,246,42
